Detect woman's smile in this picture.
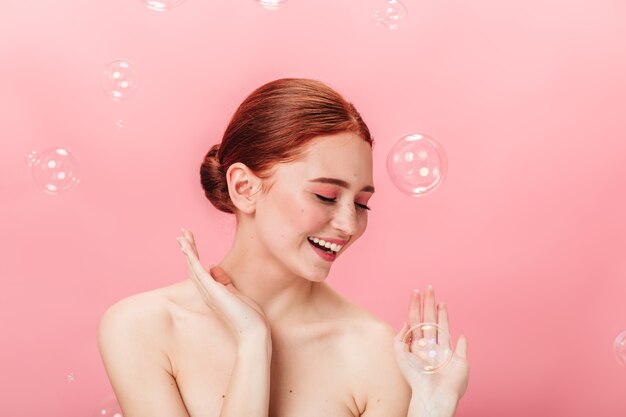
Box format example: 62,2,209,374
307,238,338,261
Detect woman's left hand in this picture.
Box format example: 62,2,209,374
393,286,470,411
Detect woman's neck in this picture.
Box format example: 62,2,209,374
216,239,323,327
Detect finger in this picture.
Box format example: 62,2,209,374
455,334,468,360
423,285,437,341
179,236,219,292
408,291,419,352
438,302,450,347
209,265,236,289
408,289,421,327
394,321,411,354
395,321,410,343
185,253,209,299
181,228,200,258
408,289,422,348
180,243,211,298
395,321,425,371
178,239,210,300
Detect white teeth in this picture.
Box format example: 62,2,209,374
307,236,342,253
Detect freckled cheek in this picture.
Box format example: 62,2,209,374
298,202,328,229
270,193,321,235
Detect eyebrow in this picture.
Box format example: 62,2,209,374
308,177,375,193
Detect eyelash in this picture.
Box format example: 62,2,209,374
315,194,371,211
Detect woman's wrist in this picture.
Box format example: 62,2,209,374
221,329,272,417
408,392,459,417
238,330,272,358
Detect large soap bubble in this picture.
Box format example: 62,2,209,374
386,132,448,197
25,147,80,194
101,60,138,101
401,322,454,373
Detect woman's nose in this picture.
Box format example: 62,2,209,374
331,202,359,236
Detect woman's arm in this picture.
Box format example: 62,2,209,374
99,297,273,417
177,229,274,416
219,331,272,417
98,298,192,417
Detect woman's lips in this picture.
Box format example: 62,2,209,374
309,236,348,246
308,239,337,261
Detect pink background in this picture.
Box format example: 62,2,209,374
1,0,625,415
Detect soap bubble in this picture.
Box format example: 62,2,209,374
255,0,288,10
401,322,453,373
386,132,448,197
93,395,123,417
101,60,137,101
141,0,186,11
66,372,75,383
25,147,80,195
372,0,408,30
615,330,626,367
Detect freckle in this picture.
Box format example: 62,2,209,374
289,389,293,393
377,399,380,402
222,394,225,398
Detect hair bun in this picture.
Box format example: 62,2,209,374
200,143,233,213
199,78,373,215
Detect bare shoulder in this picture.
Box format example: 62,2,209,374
334,300,399,360
98,282,199,416
98,282,183,371
100,283,176,327
321,283,398,337
328,295,411,416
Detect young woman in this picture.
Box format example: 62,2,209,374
98,78,469,417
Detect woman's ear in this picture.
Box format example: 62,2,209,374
226,163,262,214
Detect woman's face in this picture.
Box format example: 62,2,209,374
254,131,375,281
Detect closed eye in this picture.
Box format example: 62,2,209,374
315,194,371,211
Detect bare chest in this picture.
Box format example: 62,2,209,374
168,313,363,417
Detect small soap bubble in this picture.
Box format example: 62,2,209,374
101,60,137,101
386,133,448,197
25,147,80,195
255,0,288,10
93,395,123,417
141,0,186,11
372,0,408,30
115,119,124,131
402,322,453,373
66,372,75,383
615,330,626,367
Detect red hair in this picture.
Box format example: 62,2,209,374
200,78,374,214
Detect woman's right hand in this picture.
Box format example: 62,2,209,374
177,228,271,344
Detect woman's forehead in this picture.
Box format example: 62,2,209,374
277,141,373,187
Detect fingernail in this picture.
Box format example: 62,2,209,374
180,227,186,234
427,284,433,291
